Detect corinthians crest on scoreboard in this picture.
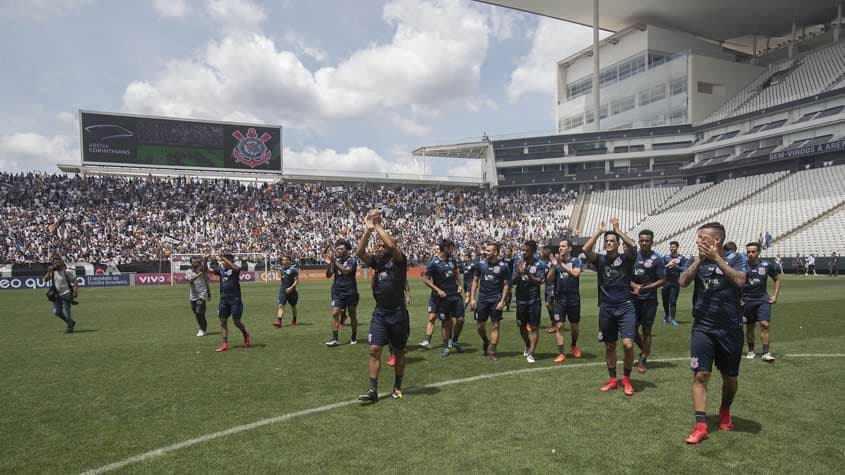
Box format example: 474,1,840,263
231,128,273,168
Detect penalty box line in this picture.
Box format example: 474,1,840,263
81,353,844,474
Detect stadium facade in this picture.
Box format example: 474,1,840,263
412,1,845,258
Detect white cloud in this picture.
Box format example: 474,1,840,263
507,18,607,102
0,0,91,20
465,96,498,112
391,115,432,137
484,4,521,41
446,160,482,179
152,0,189,18
0,133,78,172
56,111,76,125
122,0,492,127
284,146,422,176
207,0,266,33
283,32,326,63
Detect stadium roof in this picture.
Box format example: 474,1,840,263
476,0,839,41
412,141,490,159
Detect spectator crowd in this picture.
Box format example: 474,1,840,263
1,173,576,266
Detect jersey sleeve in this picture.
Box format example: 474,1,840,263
348,256,358,273
292,268,299,280
732,253,748,273
768,262,779,278
572,257,583,270
424,260,436,277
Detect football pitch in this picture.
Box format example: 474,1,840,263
2,274,844,474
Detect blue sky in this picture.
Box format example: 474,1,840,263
0,0,598,177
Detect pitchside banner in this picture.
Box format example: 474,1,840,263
134,272,258,286
80,111,282,172
0,274,130,290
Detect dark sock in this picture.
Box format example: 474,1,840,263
608,367,617,378
222,336,228,343
695,411,707,423
490,343,497,353
641,355,648,364
748,343,755,352
558,344,566,355
453,326,462,342
351,331,357,341
332,330,338,341
481,336,489,345
623,367,632,377
571,336,578,347
720,395,734,410
369,377,378,391
394,374,403,389
425,334,433,343
762,344,769,353
443,339,450,347
388,346,394,355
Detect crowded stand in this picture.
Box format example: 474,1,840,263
0,173,576,266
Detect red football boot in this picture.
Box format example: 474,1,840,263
600,378,619,392
685,423,709,444
719,407,734,431
622,376,635,396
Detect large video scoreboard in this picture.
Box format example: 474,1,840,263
80,111,282,173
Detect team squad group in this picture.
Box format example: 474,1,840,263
177,211,780,445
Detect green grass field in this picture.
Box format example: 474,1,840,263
2,274,844,474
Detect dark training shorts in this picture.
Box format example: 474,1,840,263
278,289,299,307
331,292,359,311
515,300,542,328
218,298,244,320
690,325,743,377
434,294,465,320
634,299,658,326
368,307,410,349
191,299,206,317
743,300,771,323
553,300,581,324
475,300,503,322
598,302,636,342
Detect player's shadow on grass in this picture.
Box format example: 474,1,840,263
405,386,442,397
70,329,97,334
403,356,424,365
707,415,762,434
244,343,268,349
645,361,677,369
630,379,657,392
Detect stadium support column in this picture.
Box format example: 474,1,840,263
751,35,758,64
836,4,842,42
592,0,601,132
789,21,797,59
483,145,499,189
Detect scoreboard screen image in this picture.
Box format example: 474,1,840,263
80,111,282,173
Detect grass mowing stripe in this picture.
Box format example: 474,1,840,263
81,353,843,474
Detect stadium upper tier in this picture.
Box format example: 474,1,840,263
704,40,845,124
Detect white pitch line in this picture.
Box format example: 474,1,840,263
81,353,844,474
